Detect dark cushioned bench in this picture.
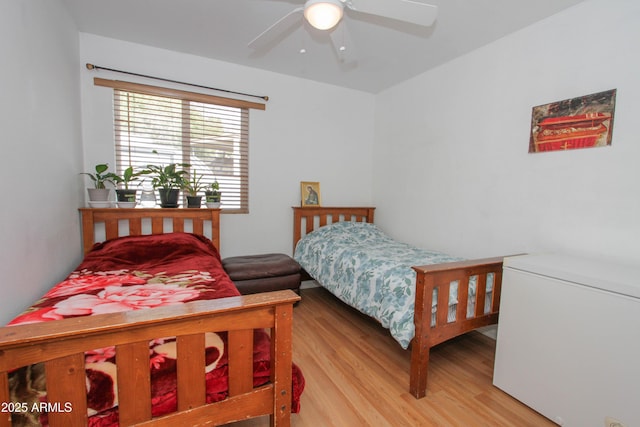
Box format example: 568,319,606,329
221,253,302,295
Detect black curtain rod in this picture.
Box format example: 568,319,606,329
85,63,269,102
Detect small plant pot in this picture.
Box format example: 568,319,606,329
205,202,221,208
158,188,180,208
205,191,221,204
87,188,111,202
116,189,137,203
186,195,202,208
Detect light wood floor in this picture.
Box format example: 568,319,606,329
229,287,555,427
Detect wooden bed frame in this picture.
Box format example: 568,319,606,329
0,208,300,427
292,206,503,399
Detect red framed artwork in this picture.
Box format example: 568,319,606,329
529,89,616,153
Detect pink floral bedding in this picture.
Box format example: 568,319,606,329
7,232,304,426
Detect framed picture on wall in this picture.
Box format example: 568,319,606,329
300,182,321,207
529,89,617,153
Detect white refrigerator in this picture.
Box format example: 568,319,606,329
493,253,640,427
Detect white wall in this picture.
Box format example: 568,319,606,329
0,0,84,323
79,34,375,258
373,0,640,266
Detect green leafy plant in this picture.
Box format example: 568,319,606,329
205,179,221,203
81,163,114,189
143,151,190,191
145,163,189,190
182,170,207,196
108,166,148,190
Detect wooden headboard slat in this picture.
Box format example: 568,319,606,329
193,218,204,235
105,218,119,240
152,217,163,234
130,217,142,236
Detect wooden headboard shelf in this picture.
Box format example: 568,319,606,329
79,208,221,255
292,206,375,251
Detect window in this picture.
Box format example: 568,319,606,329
96,78,265,213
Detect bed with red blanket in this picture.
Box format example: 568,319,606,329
0,208,304,427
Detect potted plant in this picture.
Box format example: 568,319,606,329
144,161,189,208
81,163,114,202
182,170,207,208
109,166,147,207
205,179,222,208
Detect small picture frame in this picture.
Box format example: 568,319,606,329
300,181,321,207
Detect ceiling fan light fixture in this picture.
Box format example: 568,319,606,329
304,0,344,31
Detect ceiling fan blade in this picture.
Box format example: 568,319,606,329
248,7,304,50
329,22,358,64
346,0,437,27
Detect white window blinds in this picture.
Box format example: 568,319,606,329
97,78,264,213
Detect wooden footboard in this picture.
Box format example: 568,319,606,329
410,257,503,398
0,290,300,427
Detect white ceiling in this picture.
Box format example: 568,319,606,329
61,0,586,94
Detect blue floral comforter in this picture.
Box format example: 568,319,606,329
294,221,471,349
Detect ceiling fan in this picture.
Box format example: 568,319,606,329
248,0,438,61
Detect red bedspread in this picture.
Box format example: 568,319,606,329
7,233,304,426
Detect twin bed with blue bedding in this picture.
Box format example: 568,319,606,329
292,206,504,398
294,220,496,350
